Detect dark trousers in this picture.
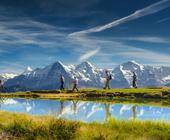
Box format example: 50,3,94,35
72,84,78,91
132,80,137,88
60,82,64,90
0,85,4,92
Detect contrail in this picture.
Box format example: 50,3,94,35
69,0,170,36
79,48,100,61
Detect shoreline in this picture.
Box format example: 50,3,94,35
1,88,170,107
1,87,170,99
1,96,170,107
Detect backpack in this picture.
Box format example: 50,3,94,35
109,75,112,80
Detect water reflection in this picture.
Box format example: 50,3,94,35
0,98,169,123
132,105,137,120
0,97,5,109
104,103,111,121
72,100,78,115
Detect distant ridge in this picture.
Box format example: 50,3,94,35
4,61,170,91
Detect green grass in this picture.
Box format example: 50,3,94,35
32,87,170,94
0,111,169,140
1,87,170,100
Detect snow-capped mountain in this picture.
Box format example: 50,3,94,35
4,61,170,91
5,61,104,90
111,61,170,87
74,62,104,87
5,61,71,90
22,67,33,75
0,73,18,82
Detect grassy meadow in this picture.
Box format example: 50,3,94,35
0,87,170,101
0,111,170,140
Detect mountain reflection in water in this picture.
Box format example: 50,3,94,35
0,98,169,123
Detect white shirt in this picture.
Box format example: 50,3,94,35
73,78,78,84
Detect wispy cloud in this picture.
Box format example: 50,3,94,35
0,61,26,73
118,36,170,44
157,17,170,23
0,19,66,47
115,47,170,63
79,48,100,62
0,6,68,50
0,1,170,73
70,0,170,36
68,33,170,65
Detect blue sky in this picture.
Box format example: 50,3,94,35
0,0,170,73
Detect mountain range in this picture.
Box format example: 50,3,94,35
0,73,18,82
2,61,170,91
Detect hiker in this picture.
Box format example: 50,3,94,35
72,77,78,92
132,72,137,88
103,70,112,89
0,79,3,92
60,75,65,90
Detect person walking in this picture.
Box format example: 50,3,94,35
0,79,4,92
60,75,65,90
72,77,78,92
132,72,137,88
103,70,112,89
